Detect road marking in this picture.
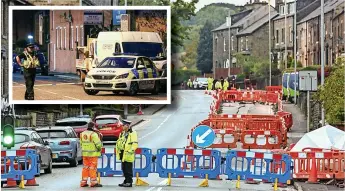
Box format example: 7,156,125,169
146,187,156,191
133,119,151,130
139,114,172,140
157,187,163,191
63,96,79,100
34,88,58,95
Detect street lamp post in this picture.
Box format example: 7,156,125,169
125,0,127,6
285,0,288,69
320,0,325,126
269,0,272,86
28,35,33,43
294,0,297,104
227,9,231,78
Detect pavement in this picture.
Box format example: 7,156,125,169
2,90,296,191
283,103,307,145
12,73,167,101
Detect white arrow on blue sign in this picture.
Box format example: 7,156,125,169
191,125,216,148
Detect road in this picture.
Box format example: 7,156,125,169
12,73,167,100
4,90,295,191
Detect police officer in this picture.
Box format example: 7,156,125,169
215,79,222,90
187,79,193,89
16,43,40,100
116,121,138,187
223,78,229,91
80,122,103,187
207,77,214,90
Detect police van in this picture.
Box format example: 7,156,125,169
84,54,162,96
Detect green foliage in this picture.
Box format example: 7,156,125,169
118,0,198,52
181,25,200,69
235,55,281,78
172,69,201,85
183,4,236,27
196,21,213,73
315,64,345,124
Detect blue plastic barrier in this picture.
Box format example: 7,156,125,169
225,150,292,183
1,149,40,181
155,148,222,179
97,148,152,177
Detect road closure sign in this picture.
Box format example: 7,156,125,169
191,125,216,148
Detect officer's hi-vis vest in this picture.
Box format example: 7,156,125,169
80,130,102,157
23,51,40,69
116,130,138,163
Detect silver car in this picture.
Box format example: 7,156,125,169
36,126,82,167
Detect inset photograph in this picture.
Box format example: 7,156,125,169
9,6,170,104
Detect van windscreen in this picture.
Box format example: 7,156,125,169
122,42,163,58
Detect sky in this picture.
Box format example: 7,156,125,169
194,0,276,11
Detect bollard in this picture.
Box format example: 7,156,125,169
236,175,240,189
97,172,101,184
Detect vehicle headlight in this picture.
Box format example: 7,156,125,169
86,74,93,79
115,73,129,79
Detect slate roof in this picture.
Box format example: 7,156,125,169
237,10,279,36
212,5,278,35
298,0,344,24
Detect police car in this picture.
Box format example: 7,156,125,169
84,55,161,96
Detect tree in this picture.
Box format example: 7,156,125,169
315,59,344,124
180,25,200,69
118,0,198,52
196,21,213,74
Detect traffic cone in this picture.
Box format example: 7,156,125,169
307,158,319,184
137,105,144,115
205,88,208,94
25,177,39,186
3,178,17,188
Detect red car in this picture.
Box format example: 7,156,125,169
94,115,126,141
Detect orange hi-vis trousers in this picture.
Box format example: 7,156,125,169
80,156,98,187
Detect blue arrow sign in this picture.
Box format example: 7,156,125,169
191,125,216,148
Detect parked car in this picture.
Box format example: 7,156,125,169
84,55,162,96
94,115,129,141
36,126,82,167
194,77,208,89
54,115,91,137
12,54,21,73
1,128,53,176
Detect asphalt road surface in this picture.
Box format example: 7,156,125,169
3,90,295,191
12,73,167,100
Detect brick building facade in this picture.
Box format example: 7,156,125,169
212,2,278,79
26,0,79,5
49,10,84,73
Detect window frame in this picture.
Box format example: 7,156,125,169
142,57,154,69
71,26,74,50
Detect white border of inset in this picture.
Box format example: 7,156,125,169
9,6,171,105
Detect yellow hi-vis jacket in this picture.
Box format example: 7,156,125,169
215,81,222,89
223,80,229,90
116,130,138,163
187,79,193,87
207,77,214,90
23,51,40,69
80,130,103,157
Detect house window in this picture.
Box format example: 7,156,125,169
71,26,74,49
60,27,63,50
231,36,234,50
309,30,311,43
240,37,243,51
38,14,43,45
215,37,218,53
64,27,67,49
223,37,226,52
279,4,285,15
56,27,59,49
289,26,293,42
80,26,84,46
245,36,248,50
282,28,285,44
276,29,279,44
76,26,79,47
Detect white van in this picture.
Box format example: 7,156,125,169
95,32,167,75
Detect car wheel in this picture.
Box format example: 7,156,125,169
151,81,160,95
69,150,78,167
44,158,52,174
78,158,83,165
128,81,139,96
84,87,99,95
